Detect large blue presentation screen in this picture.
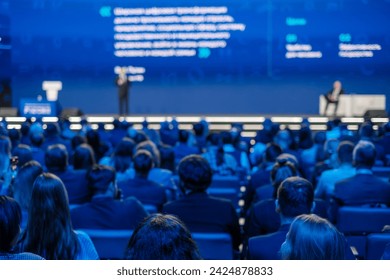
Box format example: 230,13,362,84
5,0,390,114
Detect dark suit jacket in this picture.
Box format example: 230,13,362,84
330,173,390,222
247,224,290,260
333,173,390,206
52,169,91,204
162,191,242,250
118,177,167,211
70,196,148,230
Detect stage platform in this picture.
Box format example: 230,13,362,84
0,114,388,138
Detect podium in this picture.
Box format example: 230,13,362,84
19,98,61,118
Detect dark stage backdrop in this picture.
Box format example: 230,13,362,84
5,0,390,114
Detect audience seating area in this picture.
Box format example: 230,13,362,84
1,114,390,260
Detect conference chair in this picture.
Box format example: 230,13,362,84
80,229,133,260
337,206,390,259
366,233,390,260
192,232,234,260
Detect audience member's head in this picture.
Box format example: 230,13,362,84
276,177,314,220
71,135,87,151
45,144,68,172
87,165,117,198
337,141,354,164
353,140,376,169
133,150,154,178
270,157,298,198
0,135,11,176
264,143,283,165
159,144,175,172
45,123,61,137
23,173,79,259
0,195,22,252
178,130,190,144
274,130,293,151
11,160,43,211
125,214,201,260
73,143,96,170
177,155,212,193
280,214,346,260
113,137,135,173
12,144,33,168
136,140,161,167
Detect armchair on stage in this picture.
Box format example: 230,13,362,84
319,93,386,117
19,81,62,118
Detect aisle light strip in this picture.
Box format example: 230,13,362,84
271,117,302,123
5,117,26,122
341,117,364,123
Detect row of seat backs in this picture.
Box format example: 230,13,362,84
337,206,390,259
80,229,233,260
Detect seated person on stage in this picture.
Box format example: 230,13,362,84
0,195,44,260
163,155,242,252
280,214,347,260
45,144,91,204
330,140,390,222
118,150,168,212
71,165,148,230
125,214,202,260
323,80,345,116
247,177,314,260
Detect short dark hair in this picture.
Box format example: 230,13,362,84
178,130,190,143
45,144,68,172
264,143,283,163
133,150,154,176
73,143,96,170
0,195,22,252
13,144,33,167
178,155,212,192
87,165,116,193
353,140,376,169
337,141,354,164
270,157,298,197
125,214,201,260
277,176,314,218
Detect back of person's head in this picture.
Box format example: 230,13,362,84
29,131,44,147
193,122,204,137
264,143,283,163
87,165,116,196
276,177,314,218
12,144,33,167
178,130,190,143
20,122,30,137
25,173,78,259
280,214,346,260
45,123,60,137
298,126,313,149
337,141,354,164
313,131,327,145
177,155,212,192
353,140,376,169
0,195,22,252
132,131,149,144
323,138,340,158
73,143,96,170
220,131,233,145
71,135,87,150
0,135,11,175
206,133,220,146
136,140,161,167
12,160,43,211
270,157,298,197
274,130,293,151
113,137,135,172
159,144,175,172
125,214,201,260
45,144,68,172
133,150,154,177
359,122,374,139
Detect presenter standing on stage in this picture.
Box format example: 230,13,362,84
323,80,345,116
115,67,131,115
